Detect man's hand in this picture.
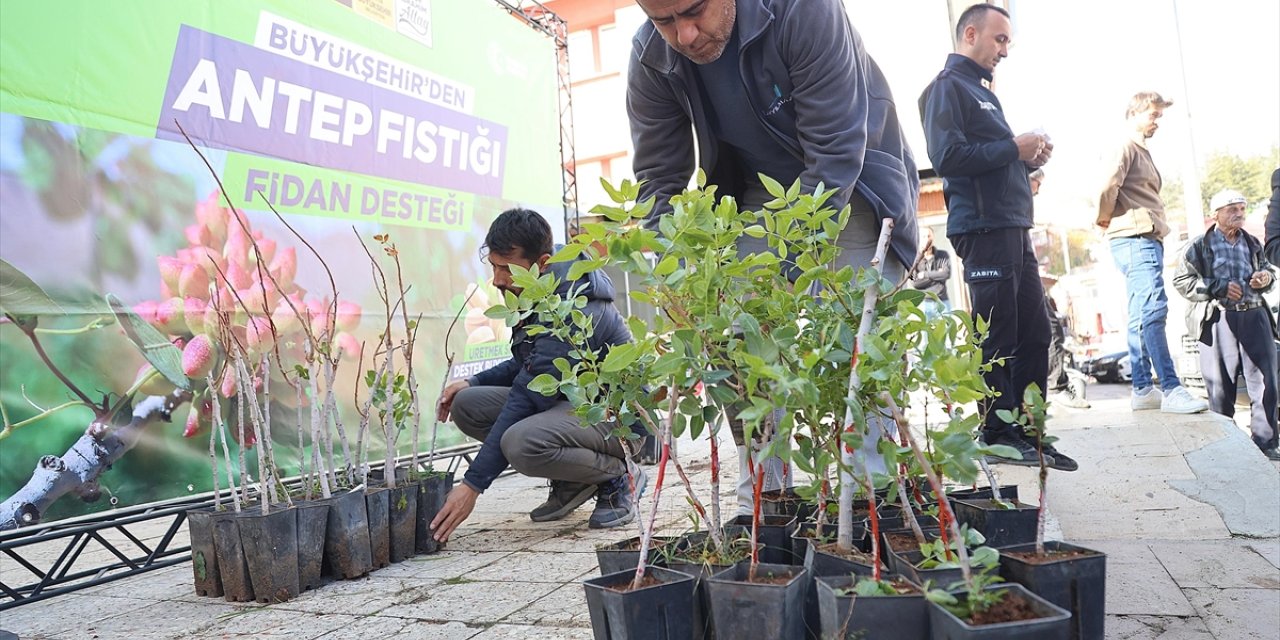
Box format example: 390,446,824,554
1227,281,1244,301
431,483,479,543
1014,133,1048,162
1029,141,1054,168
436,379,470,422
1249,270,1273,290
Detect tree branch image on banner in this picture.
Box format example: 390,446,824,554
0,0,563,528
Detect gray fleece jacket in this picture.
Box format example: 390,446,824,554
626,0,920,269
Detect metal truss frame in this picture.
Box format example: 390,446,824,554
0,444,480,611
493,0,579,235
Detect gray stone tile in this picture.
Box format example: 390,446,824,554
1150,540,1280,589
1073,540,1195,616
469,623,595,639
173,608,360,639
0,594,153,638
1247,539,1280,570
268,576,438,615
64,599,243,639
81,564,193,600
499,582,592,628
312,617,479,639
1184,587,1280,640
408,551,511,579
445,528,558,552
1106,614,1215,639
376,580,558,624
466,551,598,583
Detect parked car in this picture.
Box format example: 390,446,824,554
1081,351,1131,383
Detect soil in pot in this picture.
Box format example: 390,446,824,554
211,510,253,602
927,582,1070,639
322,488,373,579
414,471,454,555
187,507,233,597
1000,541,1106,640
237,506,301,603
365,487,391,569
295,500,330,591
583,565,696,640
946,484,1020,503
952,499,1038,548
705,562,808,640
387,482,418,563
816,573,928,640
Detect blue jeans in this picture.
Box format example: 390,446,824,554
920,297,951,320
1110,237,1182,391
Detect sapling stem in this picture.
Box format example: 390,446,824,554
630,415,670,591
882,392,973,592
837,219,894,551
864,466,882,582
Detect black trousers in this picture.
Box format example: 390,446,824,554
952,228,1050,436
1199,306,1278,450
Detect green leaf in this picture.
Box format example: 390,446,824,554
528,373,560,396
743,225,766,238
759,173,786,200
106,293,190,390
548,243,584,264
0,258,64,322
601,343,640,373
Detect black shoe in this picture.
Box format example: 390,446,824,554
529,481,597,522
1261,447,1280,461
1041,443,1079,472
982,432,1055,468
589,467,647,529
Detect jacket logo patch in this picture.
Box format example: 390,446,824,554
764,83,793,116
977,100,997,111
967,267,1004,281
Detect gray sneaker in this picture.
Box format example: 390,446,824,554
588,467,647,529
529,481,597,522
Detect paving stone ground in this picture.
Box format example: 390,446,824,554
2,383,1277,639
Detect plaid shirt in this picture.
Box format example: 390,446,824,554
1207,227,1263,306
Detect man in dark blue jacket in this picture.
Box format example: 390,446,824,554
626,0,919,513
431,209,642,542
920,3,1076,471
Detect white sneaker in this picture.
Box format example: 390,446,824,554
1161,386,1208,414
1131,387,1161,411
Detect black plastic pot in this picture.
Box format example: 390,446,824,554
387,481,418,563
322,488,373,579
596,535,678,576
892,550,969,591
947,485,1020,503
999,541,1106,640
706,561,808,640
796,523,884,640
582,566,696,640
211,508,253,602
365,487,391,568
881,525,941,557
759,488,817,522
295,500,329,591
926,582,1071,639
186,506,232,597
730,514,799,565
237,506,300,603
414,471,454,554
816,573,929,640
664,560,731,640
952,499,1039,548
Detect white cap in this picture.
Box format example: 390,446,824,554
1209,189,1247,212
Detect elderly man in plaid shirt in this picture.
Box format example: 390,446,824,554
1174,189,1280,461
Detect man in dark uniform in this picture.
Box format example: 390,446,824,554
919,3,1076,470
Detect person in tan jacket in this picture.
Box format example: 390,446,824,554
1097,91,1208,415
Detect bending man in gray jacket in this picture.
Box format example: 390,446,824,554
626,0,919,512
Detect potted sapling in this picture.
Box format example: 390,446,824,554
996,386,1107,640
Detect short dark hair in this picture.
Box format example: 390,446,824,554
955,3,1010,42
483,208,553,262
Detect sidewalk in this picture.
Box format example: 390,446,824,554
3,386,1278,639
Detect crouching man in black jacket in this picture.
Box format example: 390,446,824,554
431,209,644,542
920,3,1076,471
